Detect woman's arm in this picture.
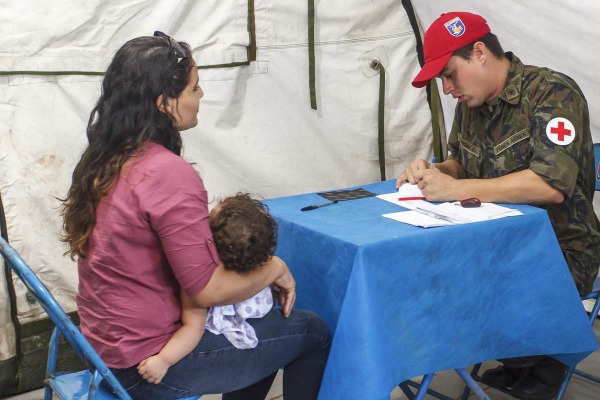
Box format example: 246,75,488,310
193,255,296,317
145,160,296,316
137,292,207,384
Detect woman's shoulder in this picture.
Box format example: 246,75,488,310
127,142,203,187
142,142,185,162
137,142,191,167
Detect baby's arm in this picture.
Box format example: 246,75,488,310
137,292,207,384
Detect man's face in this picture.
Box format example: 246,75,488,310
438,54,490,108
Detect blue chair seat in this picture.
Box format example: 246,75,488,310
48,371,118,400
48,370,201,400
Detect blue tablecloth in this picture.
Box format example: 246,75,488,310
263,180,599,400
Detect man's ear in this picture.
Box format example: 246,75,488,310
473,42,486,63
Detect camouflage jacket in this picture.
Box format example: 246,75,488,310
447,52,599,295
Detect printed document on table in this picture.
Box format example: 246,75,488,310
376,183,426,210
382,201,523,228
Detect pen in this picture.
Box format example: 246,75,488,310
301,200,338,212
414,207,457,223
430,156,436,169
398,196,426,201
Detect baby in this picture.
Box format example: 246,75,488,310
205,192,278,349
138,193,277,383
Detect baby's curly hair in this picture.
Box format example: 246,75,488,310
209,193,277,274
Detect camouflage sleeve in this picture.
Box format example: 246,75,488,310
528,77,588,198
447,104,462,162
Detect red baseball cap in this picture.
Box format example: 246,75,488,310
412,12,491,88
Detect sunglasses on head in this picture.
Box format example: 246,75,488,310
154,31,188,64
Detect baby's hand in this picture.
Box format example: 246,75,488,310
137,355,170,384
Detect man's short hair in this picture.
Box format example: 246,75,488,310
453,32,505,60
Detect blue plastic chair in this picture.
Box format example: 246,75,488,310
0,236,198,400
556,276,600,399
398,368,491,400
555,142,600,398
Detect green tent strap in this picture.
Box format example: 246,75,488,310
401,0,444,161
429,80,443,161
371,60,386,181
308,0,317,110
0,1,257,76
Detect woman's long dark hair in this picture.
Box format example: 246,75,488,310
61,35,194,259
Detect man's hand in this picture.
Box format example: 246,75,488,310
416,168,459,202
396,159,430,188
137,355,170,384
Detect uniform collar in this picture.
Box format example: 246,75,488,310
498,52,524,105
474,52,523,116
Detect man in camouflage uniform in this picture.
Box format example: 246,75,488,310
397,11,600,400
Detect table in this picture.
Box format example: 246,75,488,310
263,180,599,400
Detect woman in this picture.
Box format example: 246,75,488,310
61,32,330,400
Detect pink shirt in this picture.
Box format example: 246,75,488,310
77,142,218,368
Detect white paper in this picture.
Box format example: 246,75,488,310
397,183,425,199
382,201,523,228
383,210,453,228
376,185,427,210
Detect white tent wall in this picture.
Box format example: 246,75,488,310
193,1,432,200
0,0,432,391
4,0,598,394
412,0,600,214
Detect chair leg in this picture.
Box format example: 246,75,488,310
402,378,454,400
455,368,490,400
556,365,575,400
414,374,434,400
44,386,53,400
398,381,416,400
400,367,488,400
460,363,482,400
573,368,600,383
557,290,600,399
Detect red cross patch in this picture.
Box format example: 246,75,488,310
545,117,575,146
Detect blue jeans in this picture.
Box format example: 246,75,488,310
111,309,331,400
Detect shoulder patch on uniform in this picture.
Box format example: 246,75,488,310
458,133,481,158
504,85,519,100
546,117,576,146
494,129,530,155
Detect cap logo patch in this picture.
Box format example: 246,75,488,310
444,17,466,37
546,117,576,146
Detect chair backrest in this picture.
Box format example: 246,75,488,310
594,143,600,191
0,236,132,400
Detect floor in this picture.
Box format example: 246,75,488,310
6,322,599,400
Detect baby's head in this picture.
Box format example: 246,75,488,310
209,193,277,274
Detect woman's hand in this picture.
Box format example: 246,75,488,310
137,355,170,384
270,259,296,317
